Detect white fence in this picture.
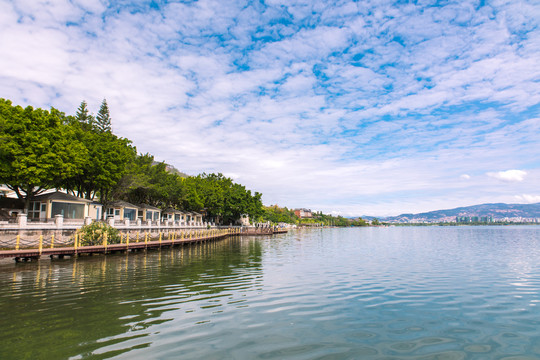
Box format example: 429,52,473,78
0,213,208,230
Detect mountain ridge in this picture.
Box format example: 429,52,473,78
369,202,540,223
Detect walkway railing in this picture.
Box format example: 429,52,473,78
0,227,288,261
0,213,208,230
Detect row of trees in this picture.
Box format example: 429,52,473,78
260,205,368,226
0,98,263,224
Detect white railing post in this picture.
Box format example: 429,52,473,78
17,213,27,228
55,214,64,229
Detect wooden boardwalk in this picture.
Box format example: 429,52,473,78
0,228,288,262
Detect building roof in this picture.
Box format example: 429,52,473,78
135,203,161,211
108,200,139,209
33,191,93,203
162,207,185,214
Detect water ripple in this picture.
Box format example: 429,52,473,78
1,227,540,359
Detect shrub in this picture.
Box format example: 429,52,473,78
76,221,121,246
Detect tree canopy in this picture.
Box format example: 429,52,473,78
0,99,87,211
0,98,269,224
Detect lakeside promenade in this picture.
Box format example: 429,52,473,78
0,226,287,262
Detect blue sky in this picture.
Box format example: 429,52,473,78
1,0,539,216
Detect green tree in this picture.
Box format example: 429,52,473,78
65,123,135,201
0,99,87,212
95,99,112,133
182,173,263,224
75,100,94,129
111,154,186,208
65,100,135,204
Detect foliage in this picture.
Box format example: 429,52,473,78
0,98,268,225
261,205,299,224
95,99,112,133
77,221,121,246
182,173,263,224
260,205,368,227
75,100,94,129
65,119,135,201
0,98,87,211
112,153,186,208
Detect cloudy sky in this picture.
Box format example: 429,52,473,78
1,0,539,216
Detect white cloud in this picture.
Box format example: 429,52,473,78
487,170,527,182
514,194,540,203
0,0,539,216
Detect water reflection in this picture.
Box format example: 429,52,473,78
2,227,540,360
0,237,262,359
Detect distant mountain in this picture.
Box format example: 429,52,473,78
378,203,540,223
152,161,189,177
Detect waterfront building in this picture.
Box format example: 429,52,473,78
186,212,204,226
135,204,161,222
29,191,101,220
162,208,186,223
105,200,139,221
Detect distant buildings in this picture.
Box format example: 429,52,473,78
456,216,493,223
294,208,313,218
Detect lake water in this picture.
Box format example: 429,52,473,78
1,226,540,359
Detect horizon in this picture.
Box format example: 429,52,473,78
1,0,539,217
361,201,540,219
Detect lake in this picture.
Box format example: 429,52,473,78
1,226,540,359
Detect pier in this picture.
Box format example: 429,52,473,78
0,227,288,262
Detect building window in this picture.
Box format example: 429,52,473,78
124,208,136,220
29,202,43,219
51,202,85,219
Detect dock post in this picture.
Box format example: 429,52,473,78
39,235,43,255
50,234,54,248
159,232,162,246
15,235,20,250
145,232,148,247
103,232,108,252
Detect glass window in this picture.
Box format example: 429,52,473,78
51,202,85,219
115,209,120,216
154,212,159,221
146,211,153,221
124,208,136,220
29,202,43,219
